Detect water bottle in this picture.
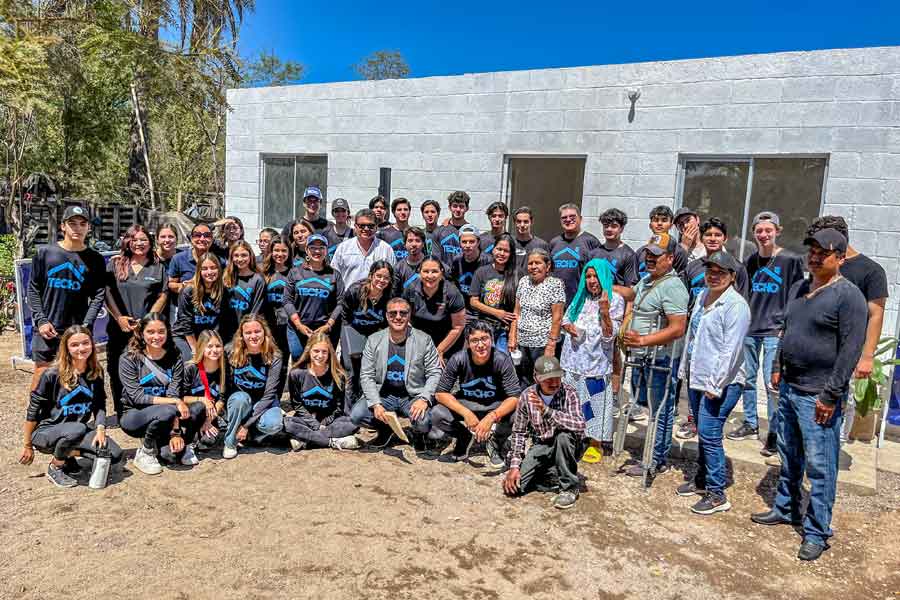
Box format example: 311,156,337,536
89,448,111,490
509,348,522,366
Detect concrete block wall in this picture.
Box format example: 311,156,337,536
226,46,900,336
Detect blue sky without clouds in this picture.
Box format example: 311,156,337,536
236,1,900,84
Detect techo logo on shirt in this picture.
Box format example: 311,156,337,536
267,279,285,304
139,370,172,397
58,384,92,417
302,383,333,408
752,266,783,294
47,261,85,291
553,247,580,270
229,285,252,311
234,364,267,390
441,233,461,256
460,376,496,399
385,354,406,382
296,276,333,299
352,307,384,327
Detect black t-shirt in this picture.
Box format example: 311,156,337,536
173,286,222,339
324,223,353,259
26,366,106,427
436,349,522,409
469,264,515,329
633,243,689,281
379,340,409,400
340,281,390,336
840,253,889,303
226,352,283,406
119,350,183,408
394,258,423,294
221,273,266,342
27,244,107,330
548,232,601,303
745,250,806,336
479,231,505,255
434,224,465,261
682,256,750,309
403,279,466,349
590,242,637,286
513,236,550,272
183,362,224,402
450,252,492,316
283,264,344,329
288,367,343,419
106,258,167,325
304,216,330,234
263,270,290,328
377,226,407,262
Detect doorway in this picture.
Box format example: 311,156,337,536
504,156,587,242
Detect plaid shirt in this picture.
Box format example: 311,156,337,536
507,382,585,470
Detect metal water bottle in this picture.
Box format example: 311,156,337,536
88,448,111,490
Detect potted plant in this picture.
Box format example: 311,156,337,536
850,336,899,442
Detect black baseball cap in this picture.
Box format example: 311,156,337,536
62,206,89,222
804,228,847,254
702,250,739,272
673,207,698,226
331,198,350,214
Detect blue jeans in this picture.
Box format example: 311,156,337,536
668,356,682,417
286,326,304,362
773,383,843,546
689,383,743,495
741,336,779,431
630,354,675,467
350,395,432,434
224,391,284,449
495,329,509,354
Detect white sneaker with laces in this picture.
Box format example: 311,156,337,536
222,445,238,460
331,435,361,450
180,444,200,466
133,446,163,475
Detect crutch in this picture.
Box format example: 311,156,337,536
611,347,632,458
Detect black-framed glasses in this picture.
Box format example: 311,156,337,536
560,215,578,223
387,310,409,318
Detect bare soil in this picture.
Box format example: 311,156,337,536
0,332,897,600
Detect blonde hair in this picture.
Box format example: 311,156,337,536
190,253,224,315
189,330,227,393
229,314,276,368
292,331,346,390
55,325,103,390
224,240,258,288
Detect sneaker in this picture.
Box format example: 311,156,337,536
553,491,578,510
691,493,731,515
222,445,238,460
330,435,361,451
675,419,697,440
46,464,78,488
629,407,648,423
366,429,394,449
62,457,82,474
759,445,777,458
624,462,668,477
133,446,163,475
180,444,199,466
765,454,781,467
485,435,506,468
676,481,706,497
600,441,614,456
439,429,475,463
289,438,307,451
726,423,759,441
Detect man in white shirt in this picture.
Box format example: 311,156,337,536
331,208,396,287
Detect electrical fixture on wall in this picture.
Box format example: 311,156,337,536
627,89,641,123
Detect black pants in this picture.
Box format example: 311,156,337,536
283,413,358,448
516,345,545,388
517,431,583,495
31,423,124,463
431,403,513,449
120,402,206,449
106,328,131,417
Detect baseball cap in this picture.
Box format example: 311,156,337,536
62,206,88,222
645,233,677,256
534,356,565,382
673,207,698,225
751,211,780,228
702,250,739,272
307,234,328,246
303,186,323,201
804,228,847,254
459,224,480,239
331,198,349,213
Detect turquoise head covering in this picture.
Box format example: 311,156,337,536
565,258,615,323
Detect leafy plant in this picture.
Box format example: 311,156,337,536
853,336,900,417
0,234,15,278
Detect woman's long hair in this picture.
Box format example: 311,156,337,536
229,314,276,368
292,331,346,390
190,253,224,315
491,234,519,312
359,260,394,312
114,224,158,281
285,219,314,259
55,325,103,390
261,239,292,283
189,329,227,394
127,312,175,357
223,240,258,288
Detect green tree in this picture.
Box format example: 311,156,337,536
243,50,304,87
354,49,410,80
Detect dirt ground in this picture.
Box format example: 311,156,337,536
0,332,898,600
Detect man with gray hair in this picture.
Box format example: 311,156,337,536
549,203,601,304
331,208,396,287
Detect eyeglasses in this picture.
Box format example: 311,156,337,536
357,223,376,231
560,215,578,223
387,310,409,318
192,232,212,239
468,336,492,346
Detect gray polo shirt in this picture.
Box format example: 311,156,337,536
629,271,689,358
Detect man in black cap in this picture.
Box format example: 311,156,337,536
751,228,866,561
503,355,585,510
324,197,353,258
300,186,329,232
674,207,705,262
26,206,106,390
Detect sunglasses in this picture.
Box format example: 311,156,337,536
192,232,212,239
387,310,409,318
357,223,376,231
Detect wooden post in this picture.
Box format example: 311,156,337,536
130,83,156,210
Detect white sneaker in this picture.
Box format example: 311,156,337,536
289,438,306,451
223,445,238,460
133,446,163,475
330,435,361,450
180,444,200,466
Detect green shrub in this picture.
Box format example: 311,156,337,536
0,235,15,279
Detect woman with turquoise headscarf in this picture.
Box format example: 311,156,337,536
561,258,625,462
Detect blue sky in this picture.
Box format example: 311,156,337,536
237,1,900,83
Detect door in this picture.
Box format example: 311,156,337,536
505,157,587,242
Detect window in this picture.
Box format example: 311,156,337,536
678,157,826,259
261,155,328,228
504,156,587,243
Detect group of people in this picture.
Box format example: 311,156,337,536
19,188,884,561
